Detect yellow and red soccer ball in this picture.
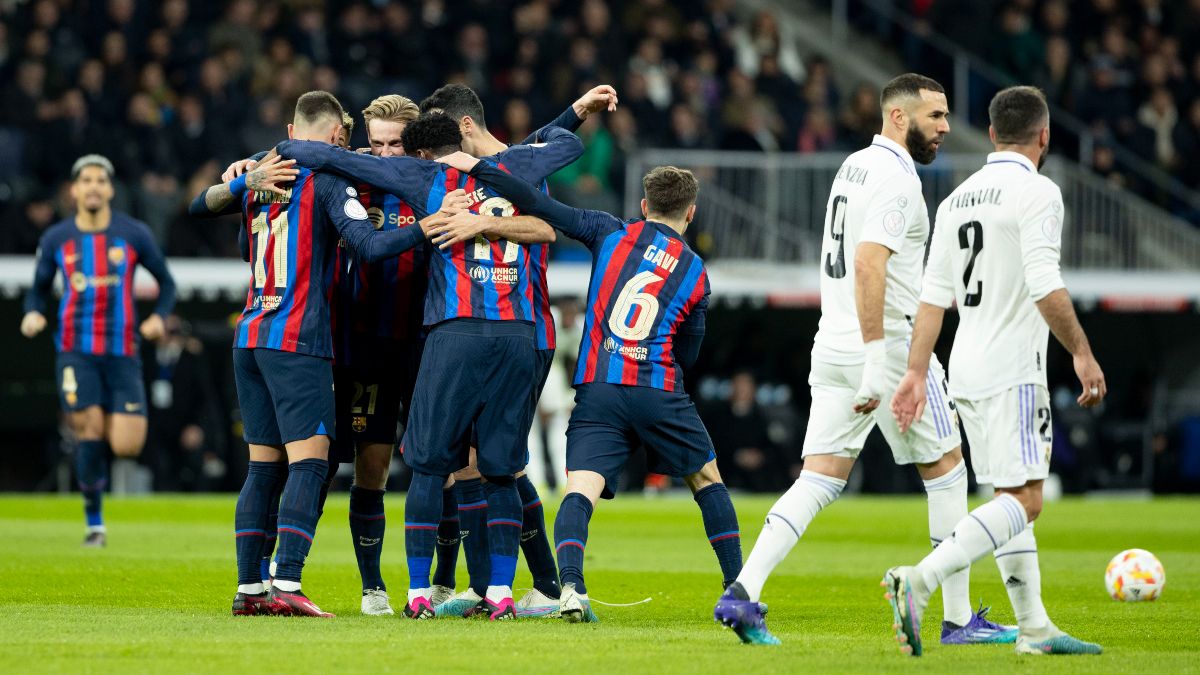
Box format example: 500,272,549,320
1105,549,1165,602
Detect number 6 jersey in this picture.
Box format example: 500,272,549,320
465,162,710,393
921,151,1066,399
811,134,931,365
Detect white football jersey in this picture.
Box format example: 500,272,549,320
812,135,930,365
922,151,1066,399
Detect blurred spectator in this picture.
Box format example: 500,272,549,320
1172,100,1200,187
1135,88,1179,170
990,4,1043,83
797,107,837,153
708,372,788,493
838,83,879,151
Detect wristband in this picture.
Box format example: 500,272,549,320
229,173,249,197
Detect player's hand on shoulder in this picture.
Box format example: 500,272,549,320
222,158,257,183
19,311,46,338
139,314,166,342
573,85,619,118
890,369,928,433
438,188,472,216
435,151,480,173
245,154,298,195
1073,352,1106,408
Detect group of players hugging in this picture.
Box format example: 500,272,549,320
25,70,1107,656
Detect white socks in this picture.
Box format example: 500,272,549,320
737,470,846,602
238,582,265,595
916,492,1027,592
273,579,301,592
923,460,972,626
407,587,431,603
486,585,513,603
995,524,1050,632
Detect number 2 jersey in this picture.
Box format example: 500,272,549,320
811,134,930,365
466,163,709,393
922,151,1065,399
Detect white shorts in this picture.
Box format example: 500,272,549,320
802,352,961,465
955,384,1051,488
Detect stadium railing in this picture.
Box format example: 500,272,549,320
819,0,1200,222
623,149,1200,272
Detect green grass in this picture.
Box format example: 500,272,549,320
0,493,1197,673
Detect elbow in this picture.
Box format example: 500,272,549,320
853,255,877,283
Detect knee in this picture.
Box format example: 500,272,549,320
110,443,142,458
354,447,391,490
70,411,104,440
684,459,722,493
1001,488,1042,523
453,465,481,481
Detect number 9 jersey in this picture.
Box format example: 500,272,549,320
922,151,1065,400
812,134,930,365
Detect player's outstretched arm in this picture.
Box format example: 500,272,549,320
276,140,430,208
1036,289,1106,407
892,302,945,433
522,85,619,144
427,213,556,249
188,154,297,218
321,175,425,262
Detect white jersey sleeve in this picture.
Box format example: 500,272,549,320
1018,178,1066,301
920,201,957,310
860,179,923,254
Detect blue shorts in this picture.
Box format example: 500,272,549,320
566,383,716,499
233,348,335,446
55,352,146,415
401,319,536,477
331,336,423,464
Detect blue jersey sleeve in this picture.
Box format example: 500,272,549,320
277,141,438,216
469,162,620,250
23,229,59,315
490,125,584,184
674,278,709,372
130,221,177,317
316,173,425,262
520,106,584,145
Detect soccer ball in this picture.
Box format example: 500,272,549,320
1105,549,1165,602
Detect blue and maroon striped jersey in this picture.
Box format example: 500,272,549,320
466,163,710,392
277,123,583,330
233,166,425,357
25,212,176,357
331,184,428,364
528,240,554,350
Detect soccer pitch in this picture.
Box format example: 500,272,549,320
0,494,1195,673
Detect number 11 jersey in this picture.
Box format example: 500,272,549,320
922,151,1065,400
812,134,930,365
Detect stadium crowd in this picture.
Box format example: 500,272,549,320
885,0,1200,217
0,0,883,258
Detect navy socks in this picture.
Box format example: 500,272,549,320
484,479,521,590
694,483,743,587
76,439,108,530
454,478,490,595
235,461,285,586
554,492,594,594
274,458,328,584
432,487,460,589
404,471,443,590
517,475,560,598
349,485,387,591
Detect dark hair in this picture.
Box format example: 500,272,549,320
293,90,345,128
880,73,945,110
642,166,698,220
419,83,486,127
400,112,463,156
989,86,1049,145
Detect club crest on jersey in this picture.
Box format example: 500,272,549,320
642,245,679,273
69,271,88,292
352,415,367,432
107,247,125,265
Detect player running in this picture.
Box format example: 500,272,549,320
713,74,1014,646
433,153,743,624
418,83,619,619
885,85,1105,657
196,91,433,618
22,154,177,547
276,108,583,621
